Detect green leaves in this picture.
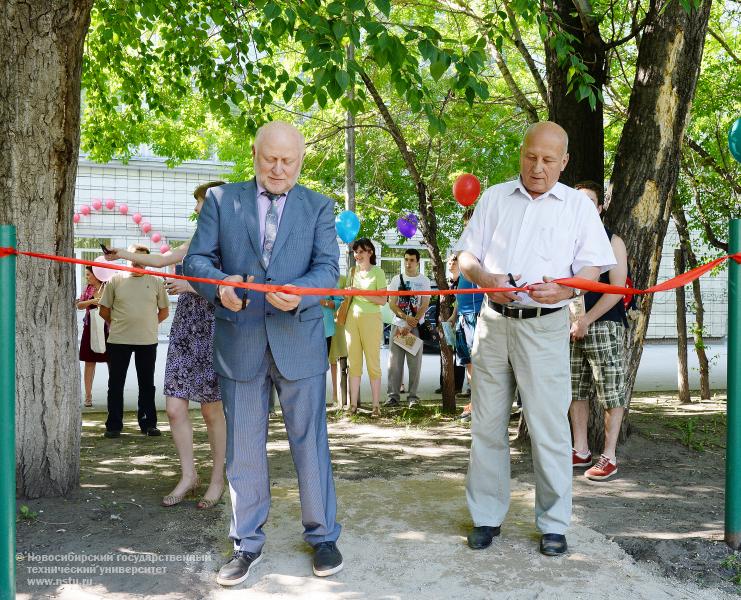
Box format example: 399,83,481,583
373,0,391,17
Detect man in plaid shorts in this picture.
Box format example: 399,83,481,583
569,181,629,481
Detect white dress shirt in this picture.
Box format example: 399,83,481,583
454,178,616,308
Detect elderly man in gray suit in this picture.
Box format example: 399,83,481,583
184,121,342,587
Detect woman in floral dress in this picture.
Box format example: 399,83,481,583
106,181,226,509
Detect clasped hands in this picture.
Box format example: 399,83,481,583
483,273,574,305
219,274,301,313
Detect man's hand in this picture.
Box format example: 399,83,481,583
103,248,124,261
404,314,417,328
266,283,301,312
528,276,573,305
570,318,589,340
482,272,521,304
165,279,194,295
219,274,253,312
396,326,411,337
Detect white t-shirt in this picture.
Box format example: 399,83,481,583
388,271,432,327
454,178,616,308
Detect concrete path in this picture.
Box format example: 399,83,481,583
26,474,732,599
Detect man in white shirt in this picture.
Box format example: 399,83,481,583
455,121,616,556
385,249,432,408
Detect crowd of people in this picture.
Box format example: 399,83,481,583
75,119,629,586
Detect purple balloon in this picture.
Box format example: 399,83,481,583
397,215,417,238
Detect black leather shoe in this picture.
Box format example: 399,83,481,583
467,525,501,550
145,427,162,437
312,541,343,577
103,430,120,439
216,550,262,586
540,533,567,556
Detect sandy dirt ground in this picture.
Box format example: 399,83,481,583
15,395,739,599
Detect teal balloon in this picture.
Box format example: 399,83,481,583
335,210,360,243
729,117,741,163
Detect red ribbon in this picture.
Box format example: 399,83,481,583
0,247,739,297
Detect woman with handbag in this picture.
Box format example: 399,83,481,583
77,265,108,408
342,238,387,416
77,266,108,407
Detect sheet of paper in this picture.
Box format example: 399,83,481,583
393,332,422,356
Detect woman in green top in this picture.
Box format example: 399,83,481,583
344,238,387,416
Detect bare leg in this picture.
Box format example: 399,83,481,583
370,378,382,411
199,401,226,503
349,375,361,412
330,362,338,406
569,399,590,454
83,362,96,404
164,396,198,499
603,407,625,461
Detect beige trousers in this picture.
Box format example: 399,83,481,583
466,302,572,534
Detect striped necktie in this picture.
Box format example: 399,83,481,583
262,192,280,265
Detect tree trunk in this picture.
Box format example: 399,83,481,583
675,248,691,403
604,0,712,433
0,1,93,497
587,391,606,454
341,42,356,408
543,0,606,187
673,206,711,400
358,68,457,412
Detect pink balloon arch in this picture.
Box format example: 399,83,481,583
73,198,170,253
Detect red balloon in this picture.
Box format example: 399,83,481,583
453,174,481,207
132,213,142,224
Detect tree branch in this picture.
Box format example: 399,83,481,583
503,1,548,104
603,0,657,51
707,26,741,65
681,165,730,252
488,40,539,123
684,135,741,195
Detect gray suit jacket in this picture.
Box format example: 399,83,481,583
183,179,340,382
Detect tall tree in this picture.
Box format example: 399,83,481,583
0,1,94,497
604,0,713,420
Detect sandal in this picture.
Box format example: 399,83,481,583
84,396,93,408
196,484,225,510
161,477,200,507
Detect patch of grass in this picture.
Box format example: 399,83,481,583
629,399,726,452
326,402,458,427
17,505,38,523
721,553,741,585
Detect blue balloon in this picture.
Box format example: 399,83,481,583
335,210,361,243
729,117,741,163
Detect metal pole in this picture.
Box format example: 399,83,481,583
726,219,741,549
0,225,16,600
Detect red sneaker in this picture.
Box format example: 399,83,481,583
585,455,618,481
572,449,592,468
